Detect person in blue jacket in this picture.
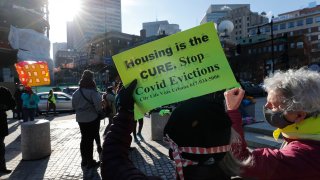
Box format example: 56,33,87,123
21,86,39,122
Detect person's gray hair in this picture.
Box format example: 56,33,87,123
263,68,320,115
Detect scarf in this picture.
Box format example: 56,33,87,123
273,115,320,141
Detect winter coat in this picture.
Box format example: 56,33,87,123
21,93,39,109
100,110,162,180
72,88,102,123
228,110,320,180
0,87,16,137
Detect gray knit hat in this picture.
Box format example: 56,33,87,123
79,70,96,89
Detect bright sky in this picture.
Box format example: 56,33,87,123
48,0,319,47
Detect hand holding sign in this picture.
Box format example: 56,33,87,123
113,22,239,119
117,79,137,112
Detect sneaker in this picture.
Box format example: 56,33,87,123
134,138,140,144
137,133,144,141
87,160,100,169
0,169,12,174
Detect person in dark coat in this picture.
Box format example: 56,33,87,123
101,80,161,180
163,92,244,180
13,84,24,119
0,86,16,174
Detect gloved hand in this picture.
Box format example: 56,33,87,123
117,79,137,112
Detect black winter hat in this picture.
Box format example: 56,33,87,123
163,94,231,164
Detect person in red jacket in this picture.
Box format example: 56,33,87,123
224,68,320,180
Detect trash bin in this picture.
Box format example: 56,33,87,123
150,112,171,141
21,120,51,160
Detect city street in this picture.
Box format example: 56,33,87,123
0,97,267,180
1,112,175,180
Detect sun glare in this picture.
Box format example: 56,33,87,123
49,0,81,21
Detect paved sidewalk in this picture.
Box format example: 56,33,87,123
1,113,175,180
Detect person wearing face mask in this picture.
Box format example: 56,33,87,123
224,68,320,180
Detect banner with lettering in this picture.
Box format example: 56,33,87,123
113,22,239,119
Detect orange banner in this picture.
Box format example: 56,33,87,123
15,61,50,87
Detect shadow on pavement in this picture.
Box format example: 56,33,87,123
5,135,21,162
8,157,49,179
134,136,175,179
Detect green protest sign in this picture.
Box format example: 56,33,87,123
113,22,239,119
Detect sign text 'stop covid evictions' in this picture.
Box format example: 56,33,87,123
113,22,239,119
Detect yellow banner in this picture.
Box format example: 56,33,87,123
113,22,239,119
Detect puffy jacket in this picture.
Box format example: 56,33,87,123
72,88,102,123
228,110,320,180
21,93,39,109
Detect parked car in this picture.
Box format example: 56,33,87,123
37,92,74,114
62,86,79,96
240,81,265,97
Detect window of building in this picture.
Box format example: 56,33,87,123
252,49,256,54
239,30,242,34
243,40,246,43
247,23,249,26
263,47,267,52
297,20,304,26
239,25,242,28
247,17,250,21
248,49,251,54
235,25,238,29
280,23,286,30
288,22,295,28
308,36,312,41
258,48,262,53
308,28,312,33
318,34,320,40
316,16,320,23
265,27,270,32
279,44,284,51
306,17,313,24
297,42,304,48
318,26,320,31
273,24,279,31
289,31,294,36
268,46,272,52
317,43,320,49
290,43,295,48
235,20,238,23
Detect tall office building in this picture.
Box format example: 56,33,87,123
201,4,250,24
248,4,320,62
71,0,121,51
52,42,67,63
201,4,268,42
142,20,181,37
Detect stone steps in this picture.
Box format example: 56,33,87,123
243,121,283,149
